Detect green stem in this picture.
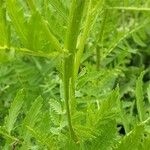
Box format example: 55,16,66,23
96,46,100,71
107,6,150,11
63,0,85,142
74,1,92,77
74,0,105,76
63,59,77,141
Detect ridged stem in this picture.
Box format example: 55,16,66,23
63,0,85,142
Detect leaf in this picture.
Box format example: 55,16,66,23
4,89,25,134
48,0,68,22
91,120,117,150
96,87,120,124
23,96,43,128
26,126,56,149
115,124,145,150
147,84,150,104
75,125,96,141
49,99,64,115
101,21,148,62
21,96,43,149
0,1,7,46
0,126,18,141
140,133,150,150
135,71,145,122
6,0,28,45
65,0,86,52
77,68,120,92
132,33,146,47
26,0,64,53
27,12,42,50
84,87,120,149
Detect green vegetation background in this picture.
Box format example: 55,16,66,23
0,0,150,149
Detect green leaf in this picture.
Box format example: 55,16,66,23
65,0,85,52
21,96,43,149
27,12,42,51
147,84,150,104
23,96,43,128
0,1,7,46
115,124,145,150
135,71,145,122
25,0,64,53
6,0,28,45
4,89,25,134
0,126,18,141
26,126,56,149
49,99,64,115
48,0,68,22
91,120,117,150
132,33,146,47
85,87,120,149
96,87,120,123
140,133,150,150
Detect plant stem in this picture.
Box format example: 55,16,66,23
74,0,105,76
63,0,85,142
74,0,92,77
63,60,77,141
96,46,100,71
